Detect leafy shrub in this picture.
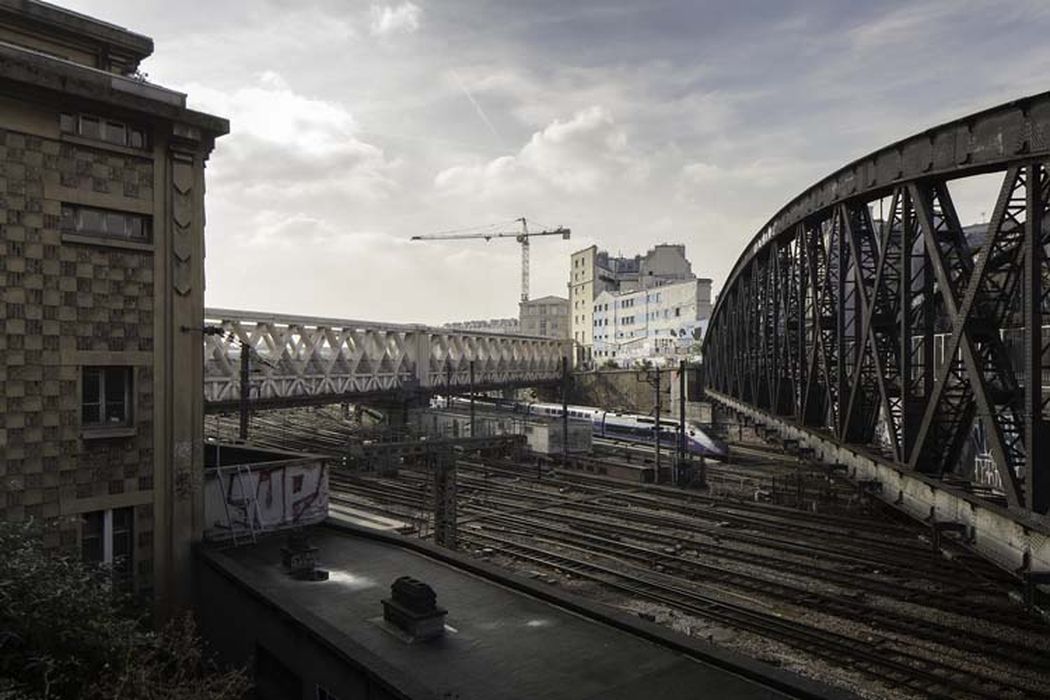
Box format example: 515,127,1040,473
0,521,248,699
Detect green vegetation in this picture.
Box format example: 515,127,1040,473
0,521,248,699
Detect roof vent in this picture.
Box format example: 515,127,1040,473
382,576,447,641
281,529,329,581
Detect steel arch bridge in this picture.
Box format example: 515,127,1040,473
704,92,1050,517
203,309,568,411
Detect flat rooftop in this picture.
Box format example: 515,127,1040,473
202,521,847,699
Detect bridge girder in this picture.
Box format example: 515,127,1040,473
704,92,1050,516
203,309,569,412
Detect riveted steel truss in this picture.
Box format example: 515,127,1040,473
203,309,568,411
705,92,1050,515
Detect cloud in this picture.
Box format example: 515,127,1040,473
435,105,635,198
370,2,422,37
185,75,398,204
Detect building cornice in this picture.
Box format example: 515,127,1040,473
0,40,228,137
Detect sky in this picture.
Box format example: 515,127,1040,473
61,0,1050,324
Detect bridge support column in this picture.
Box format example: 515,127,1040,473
431,448,457,549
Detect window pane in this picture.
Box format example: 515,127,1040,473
104,368,128,423
79,116,100,139
128,217,144,240
79,208,103,234
111,507,134,578
81,511,104,564
82,368,101,424
105,212,126,237
129,129,144,149
104,121,126,146
59,113,75,132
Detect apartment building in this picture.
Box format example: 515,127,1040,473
519,295,569,339
592,277,713,366
0,1,227,613
568,243,694,365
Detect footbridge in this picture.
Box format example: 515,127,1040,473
203,309,568,412
703,91,1050,584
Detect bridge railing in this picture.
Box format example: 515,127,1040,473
203,308,569,409
702,90,1050,516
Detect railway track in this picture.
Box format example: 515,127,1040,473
328,462,1050,699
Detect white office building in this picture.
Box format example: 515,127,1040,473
591,278,712,367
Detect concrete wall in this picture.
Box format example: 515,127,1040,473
196,552,422,700
567,368,670,415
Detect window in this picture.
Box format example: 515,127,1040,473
317,686,341,700
61,204,151,243
60,112,149,150
82,366,132,427
81,507,134,588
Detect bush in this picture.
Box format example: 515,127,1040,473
0,520,249,699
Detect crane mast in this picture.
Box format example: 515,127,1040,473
411,217,570,302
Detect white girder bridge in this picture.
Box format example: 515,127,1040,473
203,308,569,411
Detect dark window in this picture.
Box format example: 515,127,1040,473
79,115,101,139
111,507,134,584
62,204,151,243
82,367,132,427
103,121,126,145
317,686,341,700
81,507,134,590
81,511,104,564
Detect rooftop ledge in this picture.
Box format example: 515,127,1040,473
0,39,228,137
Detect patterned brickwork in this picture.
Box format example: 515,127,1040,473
0,126,155,592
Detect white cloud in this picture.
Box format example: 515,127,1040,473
185,75,398,205
435,106,635,198
370,2,422,37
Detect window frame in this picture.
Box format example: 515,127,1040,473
81,507,135,589
81,366,134,437
61,203,152,245
60,111,150,151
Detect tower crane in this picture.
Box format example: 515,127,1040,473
411,217,570,302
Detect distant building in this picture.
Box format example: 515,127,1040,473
568,244,695,365
592,278,712,367
0,1,227,613
443,318,520,334
519,295,569,339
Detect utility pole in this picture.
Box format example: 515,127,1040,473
654,367,661,483
678,359,687,486
469,360,476,438
239,344,250,441
639,365,662,481
561,355,569,466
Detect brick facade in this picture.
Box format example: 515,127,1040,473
1,127,159,592
0,1,227,612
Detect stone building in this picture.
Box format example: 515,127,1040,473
518,294,568,339
0,1,227,614
568,243,694,365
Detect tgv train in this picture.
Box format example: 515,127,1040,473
522,402,729,460
433,396,728,460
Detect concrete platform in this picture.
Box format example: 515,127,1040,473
197,522,850,700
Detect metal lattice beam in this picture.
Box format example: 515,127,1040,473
203,309,568,411
704,92,1050,516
